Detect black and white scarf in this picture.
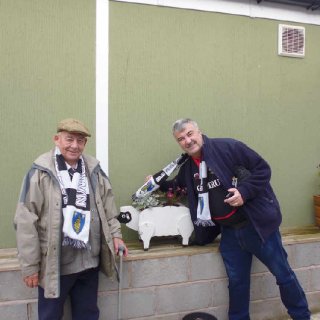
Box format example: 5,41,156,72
194,161,215,227
55,147,90,249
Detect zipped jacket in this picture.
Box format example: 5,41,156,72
161,135,282,244
14,149,122,298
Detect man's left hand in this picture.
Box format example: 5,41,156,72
224,188,244,207
113,237,128,257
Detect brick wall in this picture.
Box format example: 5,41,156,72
1,227,320,320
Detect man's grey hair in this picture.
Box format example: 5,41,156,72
172,118,199,134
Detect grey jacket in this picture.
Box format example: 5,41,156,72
14,149,122,298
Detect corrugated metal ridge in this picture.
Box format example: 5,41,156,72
257,0,320,11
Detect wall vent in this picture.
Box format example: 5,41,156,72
278,24,305,58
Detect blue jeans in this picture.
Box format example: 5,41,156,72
38,267,100,320
220,223,310,320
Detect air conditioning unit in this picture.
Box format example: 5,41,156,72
278,24,305,58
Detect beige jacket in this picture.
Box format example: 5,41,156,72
14,149,122,298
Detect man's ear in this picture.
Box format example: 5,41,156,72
53,134,60,145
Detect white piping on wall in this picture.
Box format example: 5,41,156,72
96,0,109,173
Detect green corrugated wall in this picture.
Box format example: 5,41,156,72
0,0,96,248
1,1,320,247
109,2,320,239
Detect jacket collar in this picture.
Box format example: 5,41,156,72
33,148,100,177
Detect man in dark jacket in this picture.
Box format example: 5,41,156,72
160,118,310,320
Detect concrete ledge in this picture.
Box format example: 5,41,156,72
2,226,320,268
0,248,19,272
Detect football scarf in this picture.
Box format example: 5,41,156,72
194,161,215,227
54,147,90,249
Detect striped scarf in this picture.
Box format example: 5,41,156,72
194,161,215,227
54,147,90,249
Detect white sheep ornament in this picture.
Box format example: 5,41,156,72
120,205,194,250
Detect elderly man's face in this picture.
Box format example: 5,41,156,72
174,122,203,158
54,132,87,166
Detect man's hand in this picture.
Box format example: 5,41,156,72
224,188,244,207
113,237,128,257
23,272,39,288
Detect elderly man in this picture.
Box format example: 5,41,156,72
14,118,128,320
159,118,310,320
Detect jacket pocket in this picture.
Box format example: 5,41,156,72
88,208,101,256
60,245,75,265
262,196,274,204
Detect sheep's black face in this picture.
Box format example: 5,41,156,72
117,211,132,224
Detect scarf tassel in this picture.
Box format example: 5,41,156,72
62,236,91,250
194,218,215,227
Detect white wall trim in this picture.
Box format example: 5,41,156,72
96,0,109,173
112,0,320,25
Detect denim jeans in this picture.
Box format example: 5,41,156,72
220,223,310,320
38,267,100,320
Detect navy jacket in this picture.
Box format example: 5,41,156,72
161,135,282,245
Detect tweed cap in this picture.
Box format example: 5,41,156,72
57,118,91,137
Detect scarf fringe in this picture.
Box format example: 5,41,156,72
194,218,215,227
62,236,91,249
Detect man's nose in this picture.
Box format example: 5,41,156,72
185,136,192,144
70,140,79,148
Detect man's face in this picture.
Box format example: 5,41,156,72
54,132,87,166
174,122,203,158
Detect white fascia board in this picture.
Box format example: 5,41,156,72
112,0,320,25
96,0,109,174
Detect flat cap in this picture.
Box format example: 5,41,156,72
57,118,91,137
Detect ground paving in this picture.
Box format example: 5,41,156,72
291,314,320,320
284,312,320,319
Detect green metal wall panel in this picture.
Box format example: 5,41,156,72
109,2,320,240
0,0,96,248
1,0,320,247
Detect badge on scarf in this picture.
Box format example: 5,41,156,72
72,211,85,234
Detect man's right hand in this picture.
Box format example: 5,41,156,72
23,272,39,288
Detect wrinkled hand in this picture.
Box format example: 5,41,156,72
23,272,39,288
224,188,244,207
113,237,128,257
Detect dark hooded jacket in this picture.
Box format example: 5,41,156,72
161,135,282,245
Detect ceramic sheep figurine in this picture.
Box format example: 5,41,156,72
120,205,194,250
